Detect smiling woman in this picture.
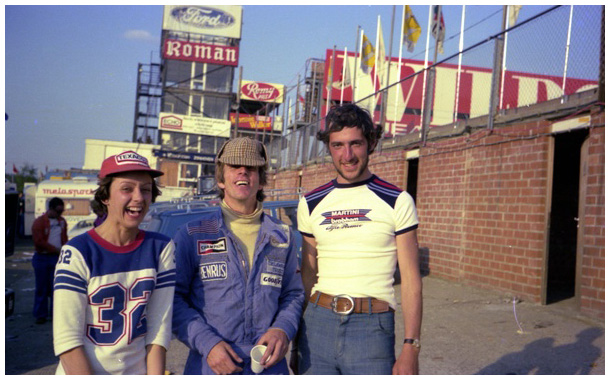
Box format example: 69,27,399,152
52,151,176,375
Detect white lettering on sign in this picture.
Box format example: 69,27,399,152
243,82,279,101
164,39,238,66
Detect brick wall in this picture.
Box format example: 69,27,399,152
268,111,605,319
418,123,551,301
579,115,605,319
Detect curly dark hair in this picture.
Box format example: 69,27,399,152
93,175,161,214
316,103,383,154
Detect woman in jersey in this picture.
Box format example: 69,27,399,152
52,151,176,374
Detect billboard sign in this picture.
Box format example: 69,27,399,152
240,81,284,103
230,113,283,132
152,149,216,164
323,49,597,135
163,5,243,39
159,112,231,137
163,39,239,66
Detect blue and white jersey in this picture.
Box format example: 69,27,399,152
53,229,176,375
297,175,418,309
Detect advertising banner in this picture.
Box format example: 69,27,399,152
163,39,239,66
159,112,231,137
323,49,597,135
163,5,243,39
240,81,284,103
152,149,216,164
230,113,283,132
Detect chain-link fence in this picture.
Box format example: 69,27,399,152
270,5,602,170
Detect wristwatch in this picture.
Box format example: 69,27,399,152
403,338,421,349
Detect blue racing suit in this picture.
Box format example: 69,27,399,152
172,208,305,374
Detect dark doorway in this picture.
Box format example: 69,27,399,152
546,129,588,304
407,158,419,204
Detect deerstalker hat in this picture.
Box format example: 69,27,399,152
98,150,164,179
216,138,268,167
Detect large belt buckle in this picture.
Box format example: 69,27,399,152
331,294,355,315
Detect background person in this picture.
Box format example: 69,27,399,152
296,104,422,375
52,151,176,374
90,198,107,227
31,197,67,324
172,137,305,375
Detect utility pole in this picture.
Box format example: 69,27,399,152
422,6,442,146
234,66,243,138
487,5,508,131
380,5,396,131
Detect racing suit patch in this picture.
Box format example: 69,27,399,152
260,273,282,288
266,259,285,275
200,262,227,281
198,238,227,255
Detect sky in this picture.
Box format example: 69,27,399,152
3,4,603,175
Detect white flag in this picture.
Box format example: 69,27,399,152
508,5,522,27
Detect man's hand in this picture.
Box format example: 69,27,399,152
392,345,419,375
207,341,243,375
255,328,289,368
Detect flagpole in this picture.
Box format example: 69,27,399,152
381,5,396,136
394,4,406,139
420,5,432,132
374,16,381,125
326,46,336,118
356,29,364,104
454,5,466,126
340,47,347,105
353,25,361,104
561,5,574,97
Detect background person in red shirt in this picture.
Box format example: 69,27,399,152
31,197,68,324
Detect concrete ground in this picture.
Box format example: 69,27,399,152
4,236,604,375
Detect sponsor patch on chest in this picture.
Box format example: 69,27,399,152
200,262,227,281
197,238,227,255
319,209,372,231
260,273,282,288
265,259,285,275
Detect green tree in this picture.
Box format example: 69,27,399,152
6,163,39,193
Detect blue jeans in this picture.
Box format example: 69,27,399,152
297,302,395,375
32,252,59,319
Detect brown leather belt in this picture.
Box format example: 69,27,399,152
309,291,394,315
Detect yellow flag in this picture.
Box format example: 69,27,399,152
403,5,421,52
360,33,375,74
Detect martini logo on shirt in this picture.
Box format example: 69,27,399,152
319,209,372,231
197,238,227,255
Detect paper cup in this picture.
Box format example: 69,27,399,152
250,345,267,374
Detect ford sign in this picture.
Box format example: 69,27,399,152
171,6,235,29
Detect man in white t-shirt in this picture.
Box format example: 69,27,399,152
295,104,422,375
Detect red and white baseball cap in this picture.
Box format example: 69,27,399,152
98,151,164,179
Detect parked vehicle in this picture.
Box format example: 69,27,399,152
140,192,303,262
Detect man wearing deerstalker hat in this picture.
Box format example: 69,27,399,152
172,137,305,375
